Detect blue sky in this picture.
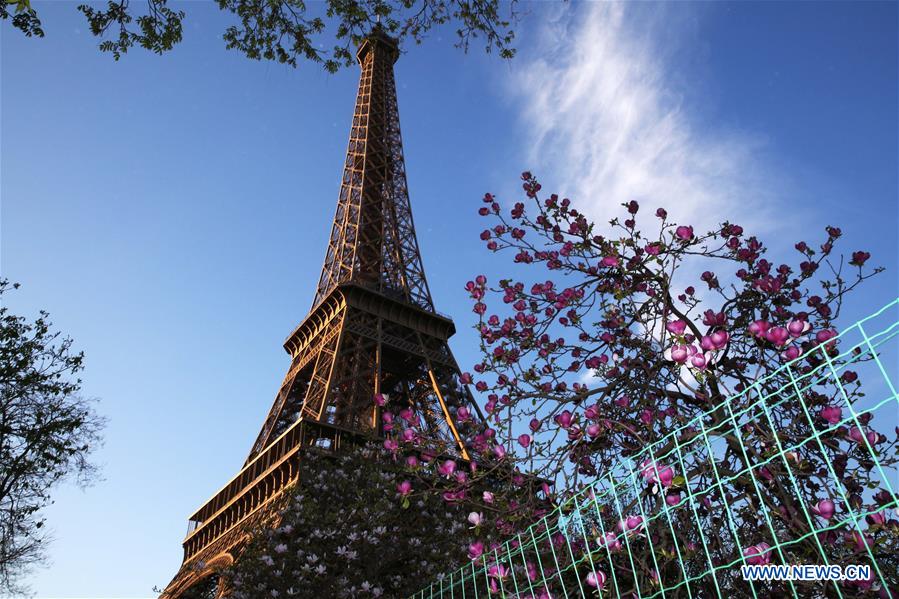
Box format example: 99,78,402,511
1,1,896,596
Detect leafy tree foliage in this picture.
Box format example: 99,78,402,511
0,0,43,38
2,0,519,72
0,280,104,594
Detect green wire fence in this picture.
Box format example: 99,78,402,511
412,298,899,598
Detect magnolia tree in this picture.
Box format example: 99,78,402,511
408,173,897,596
216,446,495,598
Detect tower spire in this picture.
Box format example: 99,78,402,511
313,27,432,311
162,30,484,598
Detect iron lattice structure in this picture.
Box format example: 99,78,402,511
162,29,484,598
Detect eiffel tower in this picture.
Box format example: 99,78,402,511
162,27,485,598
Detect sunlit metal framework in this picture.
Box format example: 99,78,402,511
162,28,484,598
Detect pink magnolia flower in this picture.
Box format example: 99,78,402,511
584,570,607,588
586,423,601,437
483,491,495,504
613,395,630,408
405,455,419,468
468,540,485,560
787,319,810,337
529,418,542,432
819,405,842,425
443,489,466,503
669,345,689,364
816,329,837,344
675,225,694,241
848,426,878,446
601,255,620,267
765,326,790,347
811,499,835,520
554,410,573,429
567,425,582,441
850,251,871,266
748,320,770,337
518,434,531,449
666,320,687,336
468,512,484,527
626,515,644,532
617,515,644,534
640,459,675,488
396,480,412,497
437,459,457,478
373,393,386,406
781,346,801,361
710,330,729,349
690,353,708,370
383,438,398,452
599,532,622,552
493,444,507,459
703,309,726,326
666,493,680,506
866,510,886,526
488,563,509,580
743,542,772,566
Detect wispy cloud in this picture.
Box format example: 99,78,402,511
510,2,778,234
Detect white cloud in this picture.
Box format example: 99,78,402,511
510,2,778,234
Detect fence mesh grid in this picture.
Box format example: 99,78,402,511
412,299,899,598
